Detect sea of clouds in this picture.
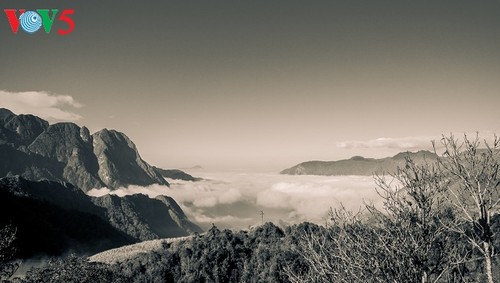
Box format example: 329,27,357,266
88,171,382,230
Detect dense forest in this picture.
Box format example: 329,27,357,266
1,135,499,283
1,219,498,283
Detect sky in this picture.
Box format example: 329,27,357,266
2,0,500,170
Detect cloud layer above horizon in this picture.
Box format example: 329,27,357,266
0,90,83,122
337,136,438,151
87,171,381,230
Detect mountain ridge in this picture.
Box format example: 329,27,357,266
0,108,168,192
153,167,202,181
281,150,438,176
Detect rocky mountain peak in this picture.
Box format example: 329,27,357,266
1,112,49,146
0,108,15,124
28,122,90,162
92,128,168,189
80,126,92,144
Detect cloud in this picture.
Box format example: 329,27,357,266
0,90,83,122
87,187,112,197
189,214,253,225
337,134,500,154
87,172,381,230
167,180,247,208
337,136,438,151
256,176,379,220
87,184,169,198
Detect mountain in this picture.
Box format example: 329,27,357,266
91,194,202,241
155,195,202,234
153,167,201,181
281,150,438,176
0,176,202,258
93,129,168,188
189,165,203,170
0,108,168,192
0,109,203,259
0,176,134,258
0,109,48,147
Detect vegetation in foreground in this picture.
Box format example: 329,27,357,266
1,134,499,283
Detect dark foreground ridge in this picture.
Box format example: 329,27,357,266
0,176,202,259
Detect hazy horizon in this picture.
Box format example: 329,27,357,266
2,0,500,170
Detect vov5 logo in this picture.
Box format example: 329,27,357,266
4,9,75,35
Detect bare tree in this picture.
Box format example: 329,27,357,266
286,155,462,283
371,156,460,283
285,208,381,283
435,134,500,283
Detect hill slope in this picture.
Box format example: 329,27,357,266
0,176,134,258
0,176,202,258
91,194,202,241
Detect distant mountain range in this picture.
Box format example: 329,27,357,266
153,167,201,181
281,151,438,176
